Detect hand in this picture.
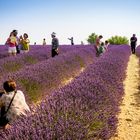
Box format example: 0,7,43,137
55,48,59,53
4,124,11,129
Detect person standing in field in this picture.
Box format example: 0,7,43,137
12,30,20,54
20,33,30,53
5,32,18,56
43,38,46,46
98,42,104,55
51,32,59,57
130,34,137,54
104,40,109,51
68,37,74,45
81,41,84,45
95,35,103,56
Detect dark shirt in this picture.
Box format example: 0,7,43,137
130,37,137,46
68,38,74,45
52,38,59,50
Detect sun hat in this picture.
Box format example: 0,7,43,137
51,32,56,37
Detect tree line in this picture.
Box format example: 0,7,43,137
87,33,129,45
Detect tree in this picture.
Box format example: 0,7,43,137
108,36,129,45
87,33,98,44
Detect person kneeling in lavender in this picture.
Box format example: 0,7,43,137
0,79,30,129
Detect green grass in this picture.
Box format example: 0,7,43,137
23,56,38,64
2,56,38,74
3,61,22,72
19,79,42,103
75,55,85,67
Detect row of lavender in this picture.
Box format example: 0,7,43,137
0,45,131,139
0,45,50,59
0,45,51,78
136,45,140,98
0,45,92,76
0,45,91,59
136,45,140,56
0,46,96,104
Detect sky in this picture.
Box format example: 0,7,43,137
0,0,140,45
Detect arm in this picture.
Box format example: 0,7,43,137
131,37,137,42
0,94,5,107
5,38,10,45
26,39,30,44
0,99,3,107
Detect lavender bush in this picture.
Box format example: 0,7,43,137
136,46,140,82
0,45,94,75
136,45,140,56
0,45,131,140
0,46,96,103
0,45,93,59
0,45,8,58
0,45,50,76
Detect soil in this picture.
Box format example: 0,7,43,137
111,55,140,140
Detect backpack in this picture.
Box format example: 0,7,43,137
0,91,17,126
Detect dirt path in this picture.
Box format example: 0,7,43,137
111,55,140,140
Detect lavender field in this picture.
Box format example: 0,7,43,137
0,45,96,104
0,45,131,139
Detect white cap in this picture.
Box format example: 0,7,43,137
51,32,56,36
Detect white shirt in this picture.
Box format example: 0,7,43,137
1,90,30,122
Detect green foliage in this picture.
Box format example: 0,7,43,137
3,61,22,72
75,55,85,67
108,36,129,45
87,33,98,44
23,56,38,64
19,79,41,103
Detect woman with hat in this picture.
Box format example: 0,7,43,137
51,32,59,57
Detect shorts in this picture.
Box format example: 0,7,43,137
8,47,17,53
20,50,29,53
